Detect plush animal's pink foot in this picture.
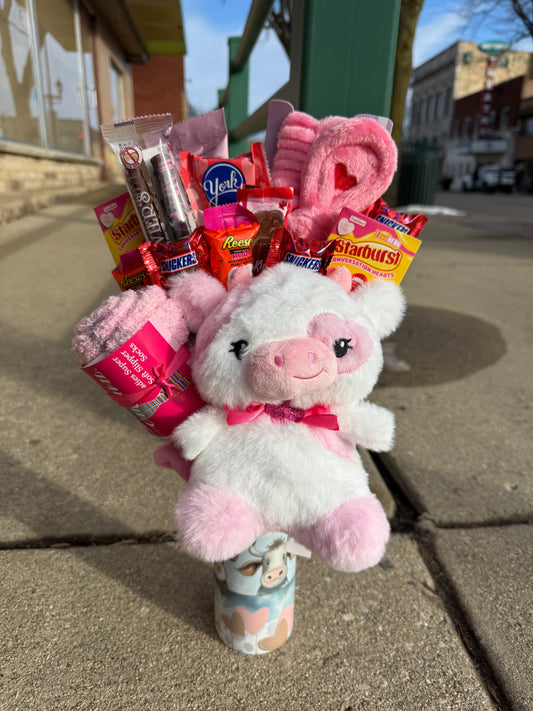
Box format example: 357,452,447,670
290,495,390,573
175,483,268,561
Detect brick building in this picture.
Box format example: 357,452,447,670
408,40,533,191
515,69,533,190
0,0,187,224
451,75,523,143
409,40,530,145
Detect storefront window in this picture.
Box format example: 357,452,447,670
0,0,98,156
110,62,125,121
0,0,41,145
80,4,99,157
36,0,84,152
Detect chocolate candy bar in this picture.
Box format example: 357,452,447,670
120,144,169,242
151,144,196,241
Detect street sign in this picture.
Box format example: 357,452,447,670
478,40,510,55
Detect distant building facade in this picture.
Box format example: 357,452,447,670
408,40,533,191
0,0,187,223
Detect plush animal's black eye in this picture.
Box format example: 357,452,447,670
333,338,353,358
229,339,248,360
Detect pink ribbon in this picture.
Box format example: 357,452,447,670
114,345,191,407
224,402,339,431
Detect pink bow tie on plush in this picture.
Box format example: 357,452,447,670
224,401,339,430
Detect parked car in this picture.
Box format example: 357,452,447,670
461,164,516,193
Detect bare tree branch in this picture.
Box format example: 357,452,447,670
267,0,292,57
510,0,533,37
461,0,532,43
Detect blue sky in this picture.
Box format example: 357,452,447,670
181,0,533,116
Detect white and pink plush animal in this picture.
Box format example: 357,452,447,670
170,263,405,572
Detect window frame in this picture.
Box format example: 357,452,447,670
1,0,96,158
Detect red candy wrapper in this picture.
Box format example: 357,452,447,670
363,197,428,238
266,227,336,275
112,246,162,291
237,187,294,276
180,143,271,212
113,239,203,291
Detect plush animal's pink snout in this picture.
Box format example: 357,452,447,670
247,338,337,400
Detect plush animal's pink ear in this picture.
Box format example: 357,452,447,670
327,266,352,293
299,116,397,220
166,270,227,333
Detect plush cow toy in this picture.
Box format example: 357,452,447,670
73,109,405,576
169,262,405,573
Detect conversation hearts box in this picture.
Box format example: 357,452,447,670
94,192,146,266
327,207,421,289
82,318,203,437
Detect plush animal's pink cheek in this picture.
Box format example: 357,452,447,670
308,314,373,374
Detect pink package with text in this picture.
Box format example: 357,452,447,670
82,318,204,437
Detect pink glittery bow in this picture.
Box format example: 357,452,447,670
224,401,339,431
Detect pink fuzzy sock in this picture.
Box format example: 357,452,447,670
73,285,189,365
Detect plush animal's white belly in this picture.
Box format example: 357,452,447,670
190,417,371,525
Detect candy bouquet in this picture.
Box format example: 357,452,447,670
73,102,427,654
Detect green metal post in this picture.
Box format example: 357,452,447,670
291,0,401,119
226,36,250,156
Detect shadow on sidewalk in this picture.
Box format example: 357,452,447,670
1,449,217,641
379,305,507,388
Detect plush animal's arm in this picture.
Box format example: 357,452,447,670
337,401,395,452
172,406,227,460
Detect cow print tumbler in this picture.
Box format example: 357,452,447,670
213,531,297,654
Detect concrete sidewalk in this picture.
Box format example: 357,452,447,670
1,187,531,710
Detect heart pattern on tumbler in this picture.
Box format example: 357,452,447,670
234,606,270,635
221,611,246,636
258,618,289,651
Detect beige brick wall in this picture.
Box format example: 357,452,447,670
0,149,106,224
